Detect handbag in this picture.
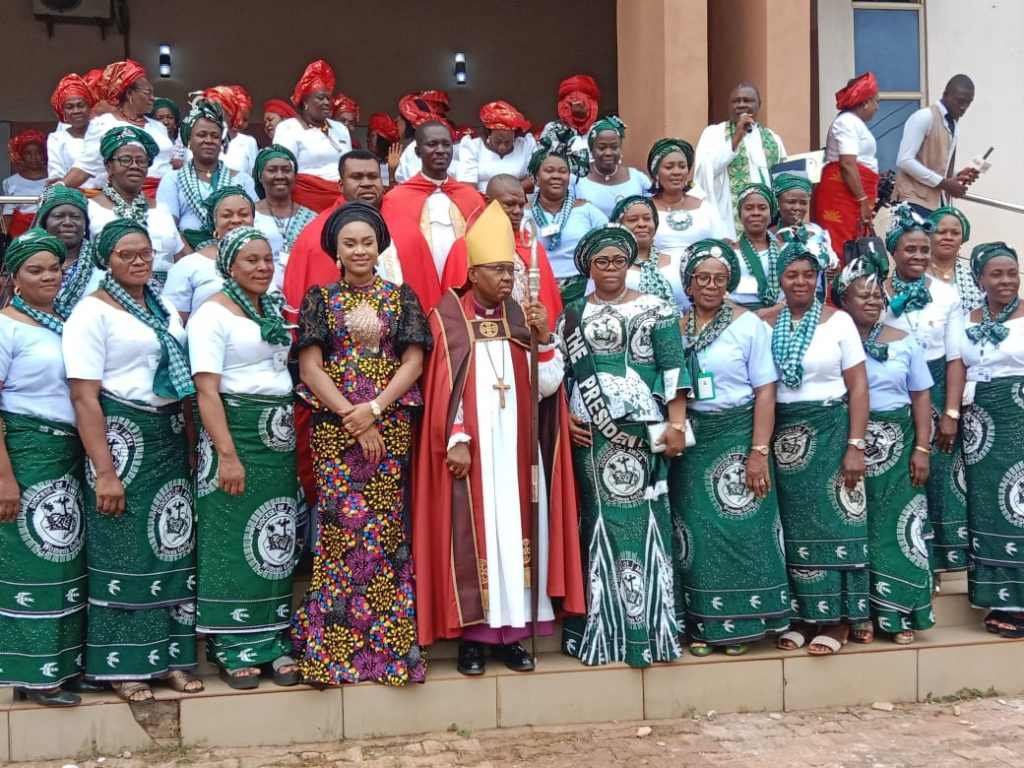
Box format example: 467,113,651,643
842,222,887,270
648,420,697,454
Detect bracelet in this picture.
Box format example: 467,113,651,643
856,195,868,203
913,445,932,455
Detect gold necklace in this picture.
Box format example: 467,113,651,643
929,263,954,281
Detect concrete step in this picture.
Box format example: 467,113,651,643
3,614,1023,762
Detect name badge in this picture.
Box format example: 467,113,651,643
696,371,716,401
968,366,992,383
540,223,559,238
273,350,289,372
736,276,759,296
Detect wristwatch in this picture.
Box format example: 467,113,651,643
369,400,382,418
847,438,867,450
750,444,770,456
669,422,687,433
944,408,961,420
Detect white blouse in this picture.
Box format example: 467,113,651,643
688,311,777,412
884,275,964,362
0,174,46,216
775,311,866,404
0,315,75,425
73,113,173,186
222,133,258,176
187,302,292,396
961,316,1024,380
87,200,184,275
162,252,221,316
652,201,724,260
824,111,878,172
47,128,86,182
456,134,537,192
63,295,186,407
154,169,258,234
272,118,351,181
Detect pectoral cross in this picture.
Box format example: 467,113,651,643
493,378,511,408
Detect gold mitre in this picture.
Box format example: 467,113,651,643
466,200,516,267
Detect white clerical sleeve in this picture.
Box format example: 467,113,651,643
536,342,564,399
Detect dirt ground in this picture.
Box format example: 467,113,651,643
17,693,1024,768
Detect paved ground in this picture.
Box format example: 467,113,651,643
22,694,1024,768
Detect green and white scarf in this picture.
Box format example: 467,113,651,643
181,161,230,233
771,299,823,389
967,297,1021,348
889,272,932,317
725,122,781,217
531,190,576,250
635,250,677,311
11,296,64,335
684,302,733,385
862,322,889,362
55,241,97,317
102,185,148,223
99,275,195,400
739,234,780,307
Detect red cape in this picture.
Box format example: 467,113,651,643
440,233,563,331
380,174,484,313
412,290,583,645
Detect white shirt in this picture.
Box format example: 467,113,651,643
87,200,184,275
187,301,292,396
72,113,173,186
222,133,258,176
47,128,86,181
155,169,258,234
573,168,653,218
652,200,725,260
775,311,866,404
395,142,460,185
961,316,1024,380
693,121,787,241
162,252,222,316
687,311,778,412
425,187,457,278
884,275,964,362
1,174,45,216
456,134,536,192
824,111,878,172
0,315,76,425
63,294,186,407
272,118,351,181
896,101,958,189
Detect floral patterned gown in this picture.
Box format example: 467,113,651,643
291,277,432,686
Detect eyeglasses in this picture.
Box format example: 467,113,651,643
593,256,629,271
112,156,151,168
692,273,730,287
476,264,516,277
111,248,155,264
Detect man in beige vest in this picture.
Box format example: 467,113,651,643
894,74,977,216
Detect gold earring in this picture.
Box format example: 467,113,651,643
13,286,21,297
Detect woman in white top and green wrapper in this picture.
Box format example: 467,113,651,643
958,242,1024,638
188,226,300,688
765,238,870,656
64,219,202,704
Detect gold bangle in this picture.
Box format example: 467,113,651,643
913,445,931,455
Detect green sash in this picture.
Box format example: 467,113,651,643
774,399,869,623
195,394,298,634
964,376,1024,609
925,357,968,571
669,405,790,644
864,407,935,632
85,395,195,610
0,412,86,687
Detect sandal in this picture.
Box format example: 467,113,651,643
111,681,154,705
850,620,875,644
893,630,916,645
265,655,300,687
807,634,847,656
219,666,260,690
777,630,808,651
164,669,204,694
723,644,748,657
985,610,1013,634
998,614,1024,639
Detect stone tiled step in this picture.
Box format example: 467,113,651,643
3,619,1024,762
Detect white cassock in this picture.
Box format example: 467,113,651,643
466,328,563,630
693,121,787,241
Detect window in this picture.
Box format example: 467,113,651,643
852,1,925,172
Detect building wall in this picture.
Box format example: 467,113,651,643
0,0,618,135
817,0,1023,244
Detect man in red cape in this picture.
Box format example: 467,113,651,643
381,121,483,310
412,201,583,676
441,174,562,329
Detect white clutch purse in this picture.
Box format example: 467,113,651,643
648,420,696,453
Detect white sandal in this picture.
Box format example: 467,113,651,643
807,634,846,656
777,630,807,651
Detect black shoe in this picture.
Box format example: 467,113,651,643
496,642,535,672
14,687,81,707
457,641,486,676
63,677,108,694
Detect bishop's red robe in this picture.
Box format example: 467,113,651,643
411,289,584,646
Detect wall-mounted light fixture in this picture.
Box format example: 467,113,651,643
158,44,171,78
454,52,467,86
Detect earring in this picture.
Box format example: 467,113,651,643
13,286,21,297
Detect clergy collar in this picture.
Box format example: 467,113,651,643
419,171,448,187
472,296,504,318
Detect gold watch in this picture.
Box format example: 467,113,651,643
369,400,382,418
669,422,687,433
944,408,961,420
750,444,770,456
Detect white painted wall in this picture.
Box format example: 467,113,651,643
816,0,855,146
